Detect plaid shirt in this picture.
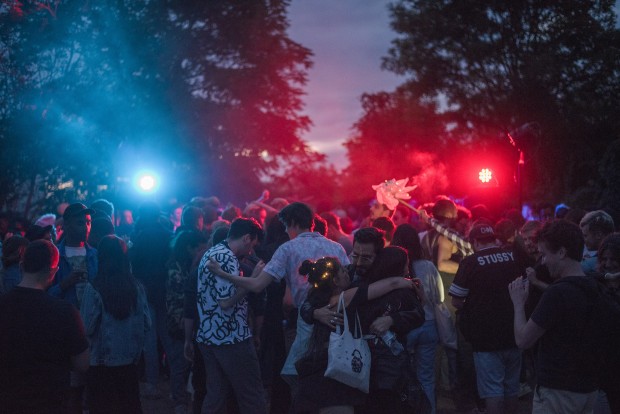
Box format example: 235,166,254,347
429,218,474,257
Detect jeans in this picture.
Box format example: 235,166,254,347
143,300,189,406
198,339,267,414
407,320,439,414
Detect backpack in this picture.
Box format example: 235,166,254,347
560,277,620,387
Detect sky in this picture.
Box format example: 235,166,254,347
287,0,402,170
288,1,620,172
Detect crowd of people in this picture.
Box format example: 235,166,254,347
0,191,619,414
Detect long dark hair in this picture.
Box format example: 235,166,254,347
93,235,138,320
392,223,424,262
168,230,205,272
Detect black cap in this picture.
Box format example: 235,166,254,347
63,203,95,220
25,224,53,242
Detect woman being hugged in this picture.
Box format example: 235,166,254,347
294,256,415,414
392,223,445,414
80,235,151,414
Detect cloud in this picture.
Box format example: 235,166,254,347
288,0,402,169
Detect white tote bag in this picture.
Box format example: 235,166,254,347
430,274,458,350
324,292,371,393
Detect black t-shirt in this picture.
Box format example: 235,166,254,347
450,247,524,351
0,287,89,413
530,276,598,393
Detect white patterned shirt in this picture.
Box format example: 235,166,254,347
196,242,251,346
263,232,350,307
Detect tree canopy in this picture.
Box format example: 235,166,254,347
347,0,620,205
0,0,316,215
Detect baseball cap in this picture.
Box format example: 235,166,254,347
468,222,495,241
25,224,53,241
62,203,95,220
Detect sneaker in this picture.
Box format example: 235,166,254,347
142,383,162,400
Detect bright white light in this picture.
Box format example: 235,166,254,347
133,170,160,194
139,175,156,191
479,168,493,183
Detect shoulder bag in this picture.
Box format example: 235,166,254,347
324,292,371,393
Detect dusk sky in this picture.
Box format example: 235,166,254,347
288,1,620,171
288,0,402,170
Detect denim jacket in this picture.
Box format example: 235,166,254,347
80,283,151,366
48,241,98,307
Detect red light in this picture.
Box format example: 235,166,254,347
479,168,492,183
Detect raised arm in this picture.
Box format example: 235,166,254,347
508,277,546,349
366,277,413,301
207,259,273,293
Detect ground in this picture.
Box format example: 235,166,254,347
140,379,534,413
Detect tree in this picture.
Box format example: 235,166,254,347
342,89,448,204
379,0,620,201
0,0,313,215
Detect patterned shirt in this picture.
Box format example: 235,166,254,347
263,232,350,308
196,242,251,346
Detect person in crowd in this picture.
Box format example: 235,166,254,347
0,235,29,293
34,213,58,242
197,218,267,413
0,240,89,413
80,235,151,414
176,205,205,234
169,205,184,232
294,256,417,414
372,216,395,246
392,204,412,227
509,220,599,413
470,204,492,223
369,199,393,222
91,198,115,222
449,223,523,414
349,227,385,285
313,213,328,237
537,203,555,222
167,230,207,413
88,215,115,248
188,196,221,237
116,209,135,239
360,246,425,414
580,210,615,274
48,202,98,306
455,205,473,237
130,201,184,407
204,202,350,405
245,204,268,228
555,203,570,219
392,223,443,414
419,199,464,401
598,233,620,296
47,202,98,413
221,204,243,223
595,232,620,413
253,216,291,413
518,220,542,266
246,189,287,224
321,211,353,254
25,224,54,242
494,218,517,249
